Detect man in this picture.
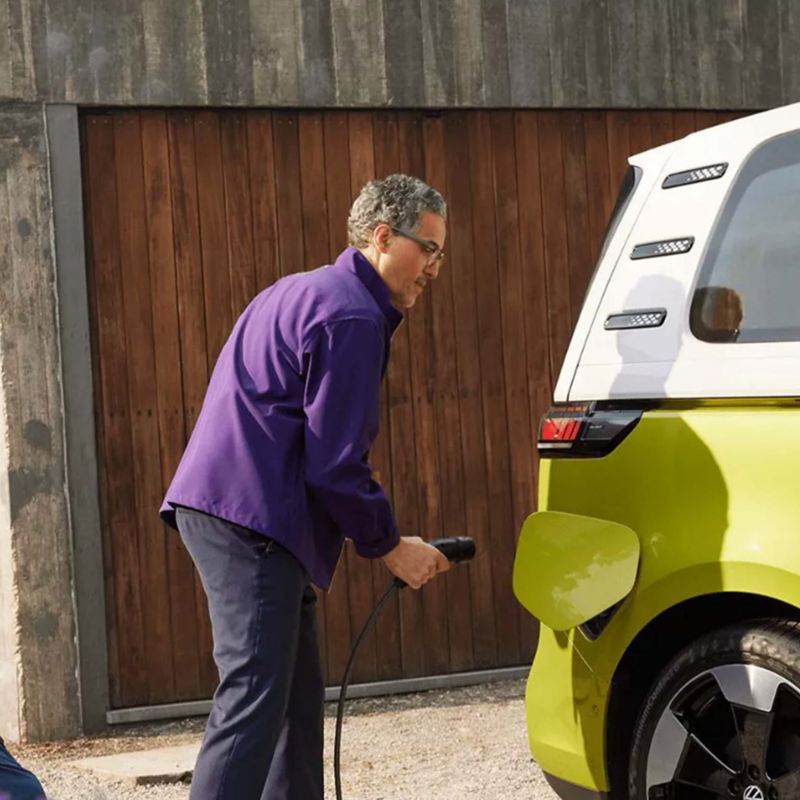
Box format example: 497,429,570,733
160,174,451,799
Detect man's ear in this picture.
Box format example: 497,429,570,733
373,223,392,254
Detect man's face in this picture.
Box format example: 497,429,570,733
373,212,447,309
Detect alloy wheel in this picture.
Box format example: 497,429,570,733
645,663,800,799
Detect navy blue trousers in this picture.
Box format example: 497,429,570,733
0,740,45,800
176,508,324,800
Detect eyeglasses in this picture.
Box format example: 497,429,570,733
390,227,445,265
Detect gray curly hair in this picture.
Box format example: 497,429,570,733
347,174,447,248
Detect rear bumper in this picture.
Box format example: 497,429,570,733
524,628,610,792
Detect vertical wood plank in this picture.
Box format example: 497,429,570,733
513,111,551,659
298,113,332,269
193,111,233,364
345,111,380,682
714,111,745,126
466,111,520,666
606,111,633,193
141,110,203,701
371,112,405,680
442,111,494,670
420,114,456,675
583,111,614,265
247,112,281,292
220,111,257,318
321,111,355,684
297,110,333,678
671,110,697,142
537,111,573,381
490,111,543,664
166,111,217,693
560,112,594,320
627,111,655,159
322,113,352,256
436,112,488,670
345,112,402,681
395,111,430,677
113,111,176,704
649,110,676,149
185,112,234,692
272,112,306,277
694,110,724,134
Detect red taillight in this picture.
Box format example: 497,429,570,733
541,417,583,442
538,404,590,450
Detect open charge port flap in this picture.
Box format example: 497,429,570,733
513,511,641,631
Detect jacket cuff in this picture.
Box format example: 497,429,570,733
352,526,401,559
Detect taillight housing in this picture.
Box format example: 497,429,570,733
538,402,644,458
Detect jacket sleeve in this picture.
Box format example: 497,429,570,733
303,318,400,558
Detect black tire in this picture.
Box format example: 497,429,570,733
628,619,800,800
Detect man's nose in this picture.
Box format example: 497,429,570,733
426,260,441,280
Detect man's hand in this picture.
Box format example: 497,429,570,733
381,536,450,589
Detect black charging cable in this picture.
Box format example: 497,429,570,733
333,537,476,800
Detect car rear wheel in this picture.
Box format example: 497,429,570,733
628,619,800,800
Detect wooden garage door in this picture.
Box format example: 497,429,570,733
81,108,739,708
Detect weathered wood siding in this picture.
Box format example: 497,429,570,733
82,106,740,708
0,0,796,109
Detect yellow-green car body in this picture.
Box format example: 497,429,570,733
516,404,800,795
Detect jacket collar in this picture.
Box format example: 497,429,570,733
335,247,404,333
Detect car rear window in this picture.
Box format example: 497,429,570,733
580,165,642,306
691,130,800,344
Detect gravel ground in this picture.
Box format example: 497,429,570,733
13,679,559,800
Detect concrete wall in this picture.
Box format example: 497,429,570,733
0,0,797,109
0,104,80,741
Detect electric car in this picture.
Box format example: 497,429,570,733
513,104,800,800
